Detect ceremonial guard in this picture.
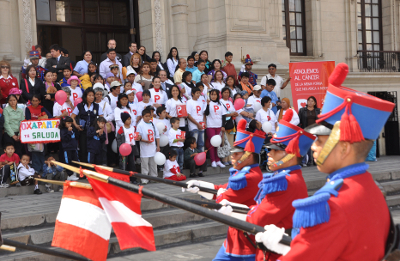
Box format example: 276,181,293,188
21,46,47,81
216,119,315,261
256,63,395,260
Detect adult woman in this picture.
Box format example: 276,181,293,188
3,94,25,156
276,97,300,126
73,51,93,77
199,50,211,74
138,45,151,63
149,76,168,108
123,53,141,79
152,51,167,75
180,71,196,99
20,65,45,103
211,70,225,92
225,76,241,98
0,61,18,105
134,62,154,91
298,96,320,165
42,70,61,113
204,89,226,168
166,47,179,78
220,87,239,165
71,88,103,162
166,85,187,130
208,59,227,83
190,51,199,66
5,88,26,115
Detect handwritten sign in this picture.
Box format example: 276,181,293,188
20,119,61,144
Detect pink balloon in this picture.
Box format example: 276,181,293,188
119,143,132,157
194,152,206,166
74,98,83,106
234,98,245,110
229,97,233,103
136,91,143,102
55,90,67,105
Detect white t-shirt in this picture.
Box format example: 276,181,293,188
149,88,168,106
256,108,277,133
186,98,205,131
163,159,180,178
153,118,170,135
128,102,139,126
261,74,284,98
276,108,300,126
137,120,159,158
165,98,186,127
17,163,35,181
212,81,225,92
69,87,83,104
168,128,184,147
96,100,114,122
181,82,193,100
123,125,136,146
114,106,136,131
206,101,225,128
53,102,73,117
131,82,143,93
106,94,119,111
247,96,261,109
137,100,154,117
220,99,235,113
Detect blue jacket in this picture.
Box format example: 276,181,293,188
87,126,106,153
60,128,78,151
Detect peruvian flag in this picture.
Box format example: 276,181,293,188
94,165,130,182
52,184,112,261
88,177,156,251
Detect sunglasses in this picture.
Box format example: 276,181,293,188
1,66,9,69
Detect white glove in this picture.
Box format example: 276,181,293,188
217,199,248,220
219,199,249,210
255,225,291,255
23,58,30,68
217,188,227,196
182,180,215,200
182,180,200,193
218,205,233,216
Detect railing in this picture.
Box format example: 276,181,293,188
357,51,400,72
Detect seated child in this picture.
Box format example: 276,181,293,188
18,154,42,194
184,137,207,177
163,150,186,181
0,144,20,187
43,156,64,192
168,117,185,170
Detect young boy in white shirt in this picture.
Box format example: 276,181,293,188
247,85,262,110
168,117,185,170
18,154,42,194
137,108,160,184
136,90,154,123
187,87,206,152
255,96,277,143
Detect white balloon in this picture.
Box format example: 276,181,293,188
112,139,117,153
159,134,169,147
210,135,222,147
262,121,272,134
253,102,262,113
156,122,165,134
154,152,166,165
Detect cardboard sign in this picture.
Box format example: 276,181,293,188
148,133,154,142
200,122,206,129
20,119,61,144
181,131,186,139
134,132,139,141
176,105,187,117
289,61,335,112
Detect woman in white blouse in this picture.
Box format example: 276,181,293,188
166,47,179,78
211,70,226,92
165,85,186,130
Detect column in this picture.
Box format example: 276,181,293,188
171,0,189,57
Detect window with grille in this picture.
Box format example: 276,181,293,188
357,0,382,51
282,0,306,56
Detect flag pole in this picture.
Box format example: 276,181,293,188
34,178,93,190
182,198,249,214
72,161,218,195
53,161,291,246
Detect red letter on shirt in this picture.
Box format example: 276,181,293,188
196,105,201,114
214,105,219,113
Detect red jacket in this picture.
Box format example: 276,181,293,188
281,164,390,261
0,75,18,105
223,166,308,259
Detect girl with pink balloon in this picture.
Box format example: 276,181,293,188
86,117,107,165
53,88,74,118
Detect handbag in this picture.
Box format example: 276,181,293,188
221,103,235,130
217,132,231,159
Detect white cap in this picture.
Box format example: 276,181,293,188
110,81,122,89
126,90,134,95
253,85,262,91
126,68,136,76
93,82,105,90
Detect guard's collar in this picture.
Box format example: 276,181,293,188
327,162,369,181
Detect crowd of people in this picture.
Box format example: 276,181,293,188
0,39,328,194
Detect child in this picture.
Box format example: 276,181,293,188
43,156,64,192
240,90,255,123
124,81,132,93
187,87,206,152
260,79,278,114
59,117,79,181
67,76,83,105
53,87,74,118
153,106,170,135
247,85,262,110
105,72,116,92
0,144,20,187
196,82,208,106
17,154,42,194
168,117,185,170
136,90,153,123
59,67,73,87
192,59,206,83
163,150,186,181
110,64,122,84
106,81,121,111
116,113,138,183
87,117,107,165
137,109,160,184
184,137,207,177
255,96,277,143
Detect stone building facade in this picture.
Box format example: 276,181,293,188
1,0,400,154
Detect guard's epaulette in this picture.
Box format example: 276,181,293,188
227,166,251,190
254,170,291,204
291,178,344,238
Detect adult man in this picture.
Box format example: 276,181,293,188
122,42,137,67
185,120,265,258
173,58,187,84
159,70,174,96
261,63,290,99
46,44,71,82
186,56,196,74
21,46,47,81
222,51,238,85
99,49,123,81
239,54,257,86
100,39,123,63
217,118,316,261
256,63,394,260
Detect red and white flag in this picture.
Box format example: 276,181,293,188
52,184,112,261
94,165,130,182
88,177,156,251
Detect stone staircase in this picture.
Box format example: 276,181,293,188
1,156,400,260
